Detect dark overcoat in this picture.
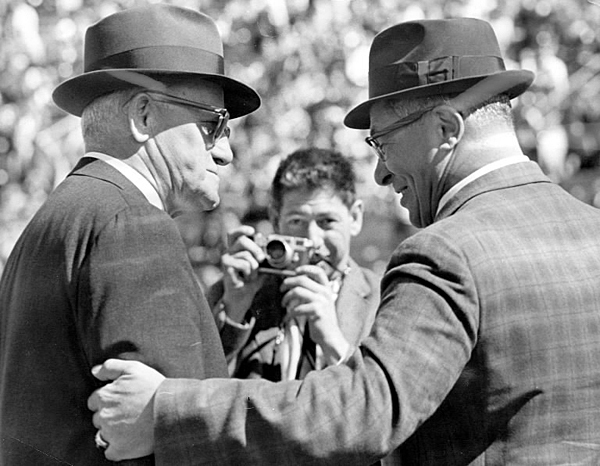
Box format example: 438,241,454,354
0,157,227,465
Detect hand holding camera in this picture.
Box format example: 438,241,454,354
254,233,349,363
220,226,350,362
280,265,350,365
220,225,268,323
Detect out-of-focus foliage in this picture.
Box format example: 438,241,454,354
2,0,600,287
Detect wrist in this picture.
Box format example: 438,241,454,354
215,298,252,327
320,336,351,366
219,295,250,324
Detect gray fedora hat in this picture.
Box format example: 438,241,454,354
344,18,534,129
52,4,260,118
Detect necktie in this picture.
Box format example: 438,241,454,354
296,321,317,379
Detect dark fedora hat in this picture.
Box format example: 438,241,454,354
52,4,260,118
344,18,534,129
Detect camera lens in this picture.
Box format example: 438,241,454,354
265,239,292,268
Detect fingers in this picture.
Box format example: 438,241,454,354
87,360,161,462
104,446,120,462
281,285,313,309
87,390,100,412
222,228,266,285
101,434,131,462
88,359,144,412
105,445,129,462
234,235,265,261
280,268,329,296
91,358,135,382
222,250,261,281
94,430,109,450
285,302,319,320
99,431,139,462
226,225,256,248
91,410,101,428
281,281,335,315
96,429,127,462
289,265,329,285
87,379,114,412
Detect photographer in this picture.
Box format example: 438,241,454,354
210,148,380,380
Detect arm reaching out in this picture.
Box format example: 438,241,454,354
88,359,165,461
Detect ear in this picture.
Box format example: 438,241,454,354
349,199,364,236
126,93,153,143
432,104,464,151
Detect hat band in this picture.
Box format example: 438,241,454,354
86,45,224,75
369,55,505,98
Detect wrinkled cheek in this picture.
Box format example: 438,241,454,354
185,164,208,185
400,190,422,228
175,158,210,192
413,187,434,228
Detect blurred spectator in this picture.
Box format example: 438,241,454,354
519,35,570,182
2,0,600,287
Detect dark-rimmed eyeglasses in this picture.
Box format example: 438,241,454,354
128,90,230,150
365,106,435,162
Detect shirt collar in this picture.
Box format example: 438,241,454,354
435,155,529,220
84,152,164,211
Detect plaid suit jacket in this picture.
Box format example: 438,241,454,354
154,160,600,465
0,157,227,465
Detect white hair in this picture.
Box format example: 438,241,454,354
80,88,138,151
387,93,515,129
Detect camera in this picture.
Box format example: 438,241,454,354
254,234,319,276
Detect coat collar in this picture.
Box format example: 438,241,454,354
435,160,551,223
68,156,151,206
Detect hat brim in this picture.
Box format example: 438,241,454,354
52,69,261,119
343,69,534,129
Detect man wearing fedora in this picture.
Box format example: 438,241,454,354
0,4,259,465
88,17,600,465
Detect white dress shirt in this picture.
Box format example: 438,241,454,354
85,152,164,211
435,155,529,220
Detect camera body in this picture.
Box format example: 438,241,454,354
255,234,318,276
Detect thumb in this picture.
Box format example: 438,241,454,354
91,358,133,382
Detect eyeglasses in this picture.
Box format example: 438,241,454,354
365,106,435,162
131,90,230,150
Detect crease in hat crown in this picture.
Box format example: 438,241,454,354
52,4,260,118
344,17,534,129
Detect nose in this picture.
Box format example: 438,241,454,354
211,136,234,166
306,221,325,247
374,159,393,186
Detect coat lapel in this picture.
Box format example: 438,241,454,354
336,260,376,347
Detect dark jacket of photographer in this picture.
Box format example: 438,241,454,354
209,258,380,380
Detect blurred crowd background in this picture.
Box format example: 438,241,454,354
2,0,600,289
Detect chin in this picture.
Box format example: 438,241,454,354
197,197,220,212
407,211,423,229
205,199,220,211
326,256,349,274
170,194,220,215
